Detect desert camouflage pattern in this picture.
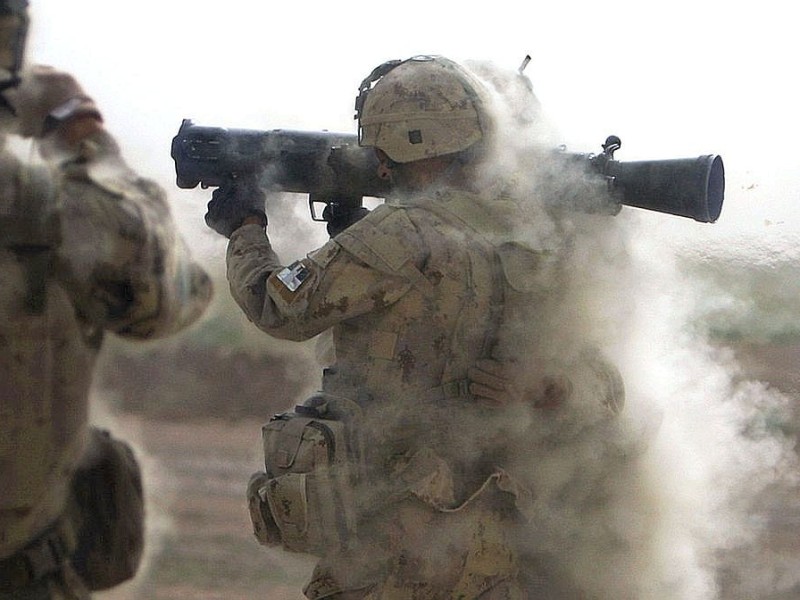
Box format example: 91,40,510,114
357,56,488,164
228,176,627,597
229,188,567,597
229,191,512,392
0,129,212,562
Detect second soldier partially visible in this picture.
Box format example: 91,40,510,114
0,1,212,598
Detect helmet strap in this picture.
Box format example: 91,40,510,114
354,59,405,144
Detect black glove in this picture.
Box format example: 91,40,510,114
323,204,370,238
204,177,267,238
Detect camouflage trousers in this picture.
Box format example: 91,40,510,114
288,440,591,599
318,580,525,600
304,468,527,600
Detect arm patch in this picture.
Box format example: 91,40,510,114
275,260,311,292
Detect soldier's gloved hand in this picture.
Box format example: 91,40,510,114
468,359,523,407
2,65,102,138
468,358,572,410
205,177,267,238
323,205,370,237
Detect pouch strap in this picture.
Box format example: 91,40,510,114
0,518,75,590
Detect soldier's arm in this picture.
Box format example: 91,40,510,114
226,207,422,341
15,72,213,338
56,133,212,338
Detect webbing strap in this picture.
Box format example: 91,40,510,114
1,163,60,314
426,201,507,398
0,519,75,590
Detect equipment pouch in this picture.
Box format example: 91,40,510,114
68,427,145,591
251,398,361,555
246,471,283,547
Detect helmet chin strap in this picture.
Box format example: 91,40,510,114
0,70,20,116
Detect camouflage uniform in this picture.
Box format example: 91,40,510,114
228,55,626,599
229,187,553,599
0,105,212,596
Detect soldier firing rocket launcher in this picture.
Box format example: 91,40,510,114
170,119,725,229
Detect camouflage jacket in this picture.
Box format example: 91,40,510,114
229,187,634,598
0,130,212,558
227,190,555,472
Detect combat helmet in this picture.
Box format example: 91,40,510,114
0,0,28,91
354,55,491,164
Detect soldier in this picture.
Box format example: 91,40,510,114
0,1,212,598
206,55,624,598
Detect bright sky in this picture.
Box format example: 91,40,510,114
25,0,800,253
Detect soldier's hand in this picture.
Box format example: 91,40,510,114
324,205,370,237
2,65,102,138
468,359,522,407
205,177,267,238
468,358,572,410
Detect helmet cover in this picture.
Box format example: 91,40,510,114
356,55,489,163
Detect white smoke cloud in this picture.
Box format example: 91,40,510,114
463,58,800,598
602,216,799,599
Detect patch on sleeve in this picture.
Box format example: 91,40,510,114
276,260,311,292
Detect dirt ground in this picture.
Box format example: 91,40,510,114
96,417,315,600
93,342,800,600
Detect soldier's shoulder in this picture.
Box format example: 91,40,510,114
333,203,424,273
338,202,421,244
358,202,410,224
84,160,167,206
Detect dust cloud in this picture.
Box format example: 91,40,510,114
463,60,800,599
89,58,800,598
